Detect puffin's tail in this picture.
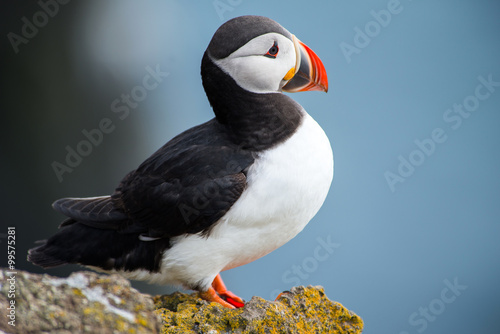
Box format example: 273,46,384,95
28,196,170,272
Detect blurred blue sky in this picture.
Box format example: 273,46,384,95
2,1,500,333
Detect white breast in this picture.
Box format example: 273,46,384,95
133,112,333,289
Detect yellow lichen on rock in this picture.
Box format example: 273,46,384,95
0,268,361,333
154,285,363,334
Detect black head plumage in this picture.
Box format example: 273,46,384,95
205,15,292,60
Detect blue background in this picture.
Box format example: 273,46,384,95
2,1,500,333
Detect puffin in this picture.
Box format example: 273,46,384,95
28,15,333,309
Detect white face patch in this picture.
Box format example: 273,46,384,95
212,33,296,94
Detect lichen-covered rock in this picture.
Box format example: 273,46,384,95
0,268,161,334
154,285,363,334
0,268,362,333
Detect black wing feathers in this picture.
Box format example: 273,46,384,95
116,119,254,238
28,221,170,271
52,119,254,238
28,119,254,272
52,196,128,230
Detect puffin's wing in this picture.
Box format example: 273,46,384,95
115,120,255,239
52,196,127,227
116,170,248,239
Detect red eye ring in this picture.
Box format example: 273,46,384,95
264,41,279,58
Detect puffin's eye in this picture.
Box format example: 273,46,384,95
264,41,279,58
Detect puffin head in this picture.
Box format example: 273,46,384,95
202,15,328,95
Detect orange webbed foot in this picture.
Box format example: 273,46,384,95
199,273,245,308
212,273,245,308
200,287,237,309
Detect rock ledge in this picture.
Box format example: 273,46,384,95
155,285,363,334
0,268,363,333
0,269,161,333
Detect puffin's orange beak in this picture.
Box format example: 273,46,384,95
282,35,328,93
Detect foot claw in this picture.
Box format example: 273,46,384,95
207,274,245,308
225,295,245,308
200,288,236,309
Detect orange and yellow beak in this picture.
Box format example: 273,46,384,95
282,35,328,93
